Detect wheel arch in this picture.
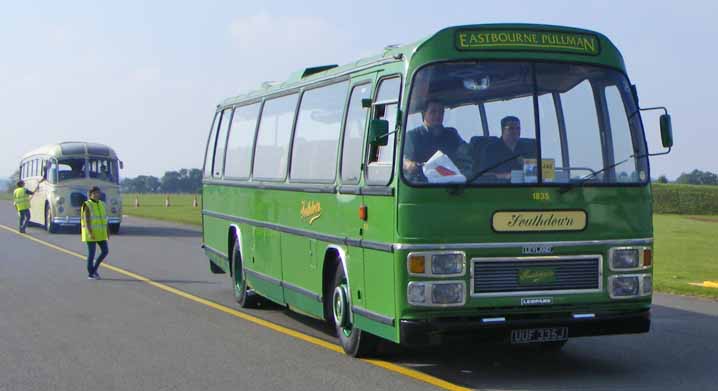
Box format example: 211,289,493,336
323,245,351,322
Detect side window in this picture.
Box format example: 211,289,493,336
225,103,260,179
290,81,349,182
47,160,58,183
341,83,372,184
203,112,221,178
31,160,36,177
367,77,401,185
213,108,233,178
253,93,298,180
606,86,638,182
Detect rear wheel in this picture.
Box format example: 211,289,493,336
45,206,58,233
232,240,255,308
109,223,120,234
331,267,377,357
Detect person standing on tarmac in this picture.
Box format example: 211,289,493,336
13,180,37,233
81,186,109,280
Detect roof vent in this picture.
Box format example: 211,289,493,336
301,65,338,78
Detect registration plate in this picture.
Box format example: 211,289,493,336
510,327,568,344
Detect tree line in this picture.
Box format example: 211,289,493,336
656,169,718,185
120,168,202,193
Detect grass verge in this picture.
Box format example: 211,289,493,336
653,214,718,299
122,193,201,226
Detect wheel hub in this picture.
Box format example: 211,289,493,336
332,285,349,328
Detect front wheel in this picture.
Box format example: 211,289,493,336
45,206,58,233
331,267,377,357
109,223,121,234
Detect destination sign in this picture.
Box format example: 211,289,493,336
456,29,600,56
492,210,587,232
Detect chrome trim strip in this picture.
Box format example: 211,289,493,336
52,217,121,224
202,210,394,253
244,268,282,286
395,238,653,251
244,269,322,302
282,281,322,302
352,306,394,326
203,244,228,260
470,255,604,298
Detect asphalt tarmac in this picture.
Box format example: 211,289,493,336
1,202,717,391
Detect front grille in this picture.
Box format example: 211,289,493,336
70,191,106,207
70,192,87,207
472,256,601,296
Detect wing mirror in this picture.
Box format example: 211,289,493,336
660,114,673,148
368,119,389,147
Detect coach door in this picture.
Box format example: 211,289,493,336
336,79,374,312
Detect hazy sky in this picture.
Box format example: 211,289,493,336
1,0,714,179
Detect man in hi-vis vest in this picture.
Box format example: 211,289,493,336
81,186,110,280
13,180,35,233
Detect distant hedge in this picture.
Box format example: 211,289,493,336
652,183,718,214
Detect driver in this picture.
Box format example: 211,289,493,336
403,100,466,178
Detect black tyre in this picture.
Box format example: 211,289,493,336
45,206,58,233
331,267,377,357
109,223,121,235
231,240,255,308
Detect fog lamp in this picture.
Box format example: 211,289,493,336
642,275,652,295
407,282,426,305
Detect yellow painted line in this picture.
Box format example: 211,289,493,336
0,224,471,391
689,281,718,289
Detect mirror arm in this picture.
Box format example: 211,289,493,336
647,146,671,157
374,129,398,143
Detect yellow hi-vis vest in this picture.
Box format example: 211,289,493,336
13,187,30,212
81,200,108,242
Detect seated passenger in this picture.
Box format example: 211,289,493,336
479,116,536,179
403,100,467,179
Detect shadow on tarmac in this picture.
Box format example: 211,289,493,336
117,225,200,238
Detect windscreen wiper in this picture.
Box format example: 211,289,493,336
448,153,521,195
558,153,647,194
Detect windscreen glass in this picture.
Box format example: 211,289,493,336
403,61,647,186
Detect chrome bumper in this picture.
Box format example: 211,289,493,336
53,217,121,226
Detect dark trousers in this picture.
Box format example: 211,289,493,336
86,240,109,276
18,210,30,232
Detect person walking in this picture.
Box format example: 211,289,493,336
13,180,36,233
81,186,109,280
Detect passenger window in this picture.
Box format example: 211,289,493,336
367,77,401,185
291,81,348,182
213,108,233,177
203,112,221,178
341,83,372,184
253,93,298,180
225,103,260,179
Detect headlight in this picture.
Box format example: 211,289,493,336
610,275,639,298
431,253,464,275
56,196,65,205
407,251,465,276
431,282,465,305
407,281,465,306
610,248,639,269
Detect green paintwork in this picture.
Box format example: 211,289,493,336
202,24,654,346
